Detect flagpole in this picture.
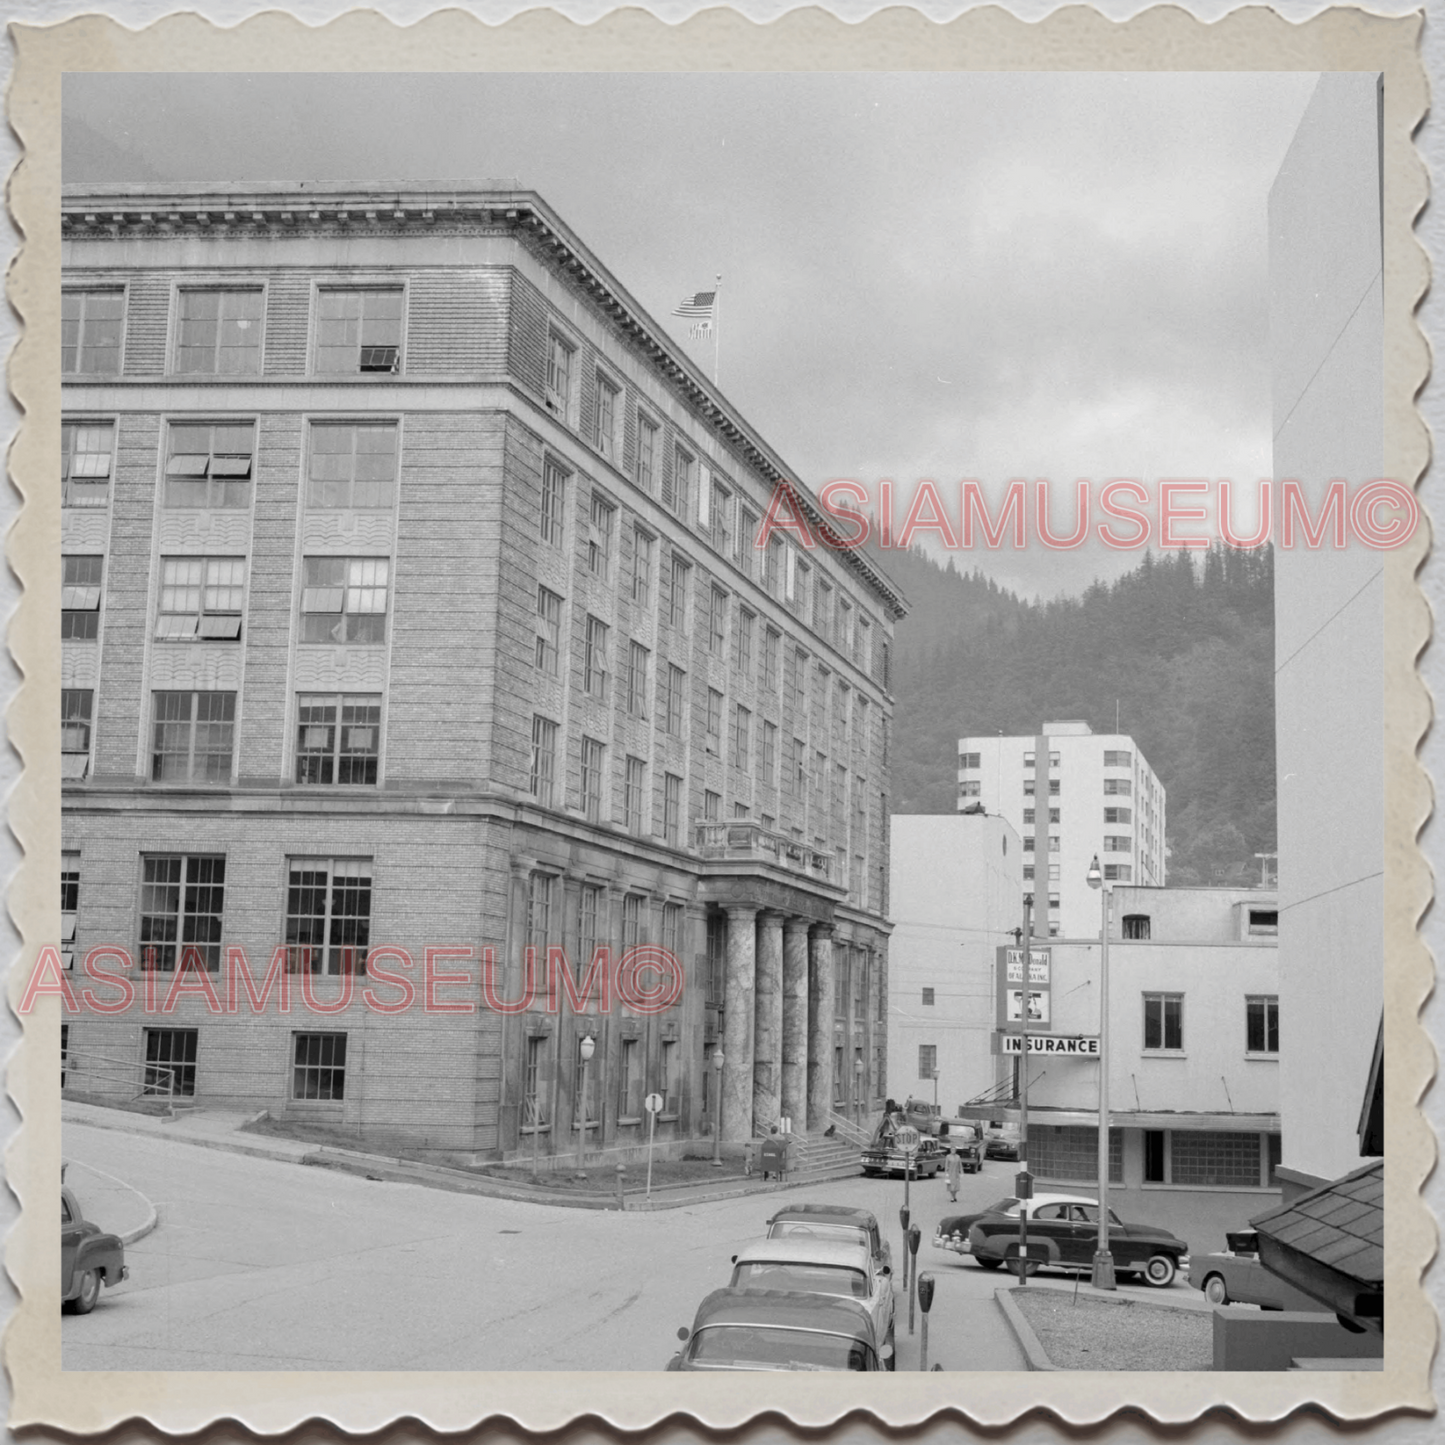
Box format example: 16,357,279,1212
713,273,721,388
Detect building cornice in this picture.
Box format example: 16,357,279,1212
61,181,908,619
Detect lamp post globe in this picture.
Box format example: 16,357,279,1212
711,1047,725,1166
579,1033,596,1172
1086,853,1116,1290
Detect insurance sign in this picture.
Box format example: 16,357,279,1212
993,1033,1100,1056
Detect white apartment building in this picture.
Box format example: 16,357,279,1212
957,721,1165,938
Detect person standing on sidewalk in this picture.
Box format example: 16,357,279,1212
944,1146,962,1203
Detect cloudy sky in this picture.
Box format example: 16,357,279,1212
63,71,1318,600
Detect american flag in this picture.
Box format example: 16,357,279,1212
672,289,716,319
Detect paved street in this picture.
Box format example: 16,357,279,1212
62,1121,1036,1372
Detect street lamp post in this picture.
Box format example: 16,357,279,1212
579,1033,596,1173
1086,855,1116,1290
854,1054,865,1124
711,1047,725,1167
931,1066,940,1109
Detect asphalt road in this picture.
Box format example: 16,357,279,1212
61,1121,1032,1372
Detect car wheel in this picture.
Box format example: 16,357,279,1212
71,1267,101,1315
884,1329,897,1371
1143,1254,1177,1288
975,1257,1003,1271
1203,1273,1229,1305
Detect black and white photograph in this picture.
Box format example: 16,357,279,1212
7,2,1436,1434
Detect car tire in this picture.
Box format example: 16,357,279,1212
71,1267,101,1315
975,1257,1003,1271
884,1329,897,1371
1143,1254,1177,1288
1203,1273,1230,1305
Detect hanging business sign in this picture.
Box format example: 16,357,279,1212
993,1033,1100,1056
996,946,1053,1032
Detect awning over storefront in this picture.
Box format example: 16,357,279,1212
951,1104,1280,1133
1249,1159,1384,1333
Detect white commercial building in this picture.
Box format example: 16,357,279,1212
887,814,1023,1113
956,721,1166,938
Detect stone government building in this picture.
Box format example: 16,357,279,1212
59,182,906,1164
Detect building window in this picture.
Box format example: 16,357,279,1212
530,715,558,806
705,689,723,754
61,556,103,640
660,1037,680,1114
1143,992,1183,1051
151,691,235,782
545,331,574,417
762,627,780,691
790,737,807,797
61,851,79,971
918,1044,937,1080
535,586,562,675
621,893,643,953
307,423,397,510
668,445,694,517
138,855,225,971
632,529,653,605
580,736,605,822
958,781,981,798
708,586,728,655
1248,909,1279,936
921,987,935,1006
619,1038,642,1121
144,1028,199,1097
584,616,610,699
625,640,649,718
577,882,600,963
1121,913,1151,940
663,773,683,844
540,458,567,546
734,609,755,676
156,557,245,640
167,422,256,508
295,694,381,784
761,722,777,785
316,288,403,373
524,1035,550,1128
62,290,124,374
625,756,646,834
1104,864,1132,882
61,690,93,779
285,858,372,975
1103,835,1131,853
1104,778,1132,796
300,557,389,643
1023,866,1034,880
765,536,783,596
594,374,619,459
61,422,117,517
1104,806,1132,824
959,751,981,769
857,616,872,671
711,479,731,554
293,1032,348,1100
588,493,615,577
1170,1130,1262,1188
61,1022,69,1084
176,288,263,374
704,790,721,823
1029,1126,1124,1185
636,414,658,493
1246,995,1280,1054
666,554,690,628
530,872,558,952
1103,749,1133,767
662,902,683,960
814,579,832,638
736,507,757,578
663,664,686,738
730,705,751,770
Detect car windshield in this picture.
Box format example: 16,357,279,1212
732,1263,869,1299
985,1197,1020,1214
769,1221,867,1247
689,1325,871,1371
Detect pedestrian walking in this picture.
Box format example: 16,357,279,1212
944,1146,962,1203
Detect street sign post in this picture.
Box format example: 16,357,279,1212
895,1124,920,1215
644,1092,664,1198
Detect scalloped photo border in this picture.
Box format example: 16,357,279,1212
4,3,1433,1433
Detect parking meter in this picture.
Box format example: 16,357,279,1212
899,1204,911,1290
917,1271,936,1370
1015,1169,1033,1199
907,1225,922,1334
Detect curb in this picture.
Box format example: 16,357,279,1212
64,1160,159,1248
995,1287,1058,1371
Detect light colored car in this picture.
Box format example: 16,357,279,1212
667,1288,883,1371
765,1202,893,1274
62,1176,127,1314
1188,1231,1325,1310
729,1236,895,1368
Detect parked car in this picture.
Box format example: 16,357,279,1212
766,1202,893,1274
982,1125,1021,1160
728,1236,895,1368
935,1193,1098,1263
901,1097,943,1136
861,1134,946,1178
61,1172,127,1314
667,1288,884,1371
1188,1230,1325,1310
964,1196,1190,1287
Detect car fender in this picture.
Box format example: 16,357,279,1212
67,1233,125,1294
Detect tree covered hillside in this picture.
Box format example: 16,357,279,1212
874,543,1276,886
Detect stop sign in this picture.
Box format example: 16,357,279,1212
894,1125,921,1151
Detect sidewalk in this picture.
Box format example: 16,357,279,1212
61,1157,157,1245
60,1100,833,1212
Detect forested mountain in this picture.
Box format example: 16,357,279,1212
874,542,1276,886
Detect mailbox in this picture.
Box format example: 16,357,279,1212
1015,1169,1033,1199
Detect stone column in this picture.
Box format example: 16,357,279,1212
806,923,836,1131
752,912,785,1135
722,905,757,1145
780,917,810,1130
